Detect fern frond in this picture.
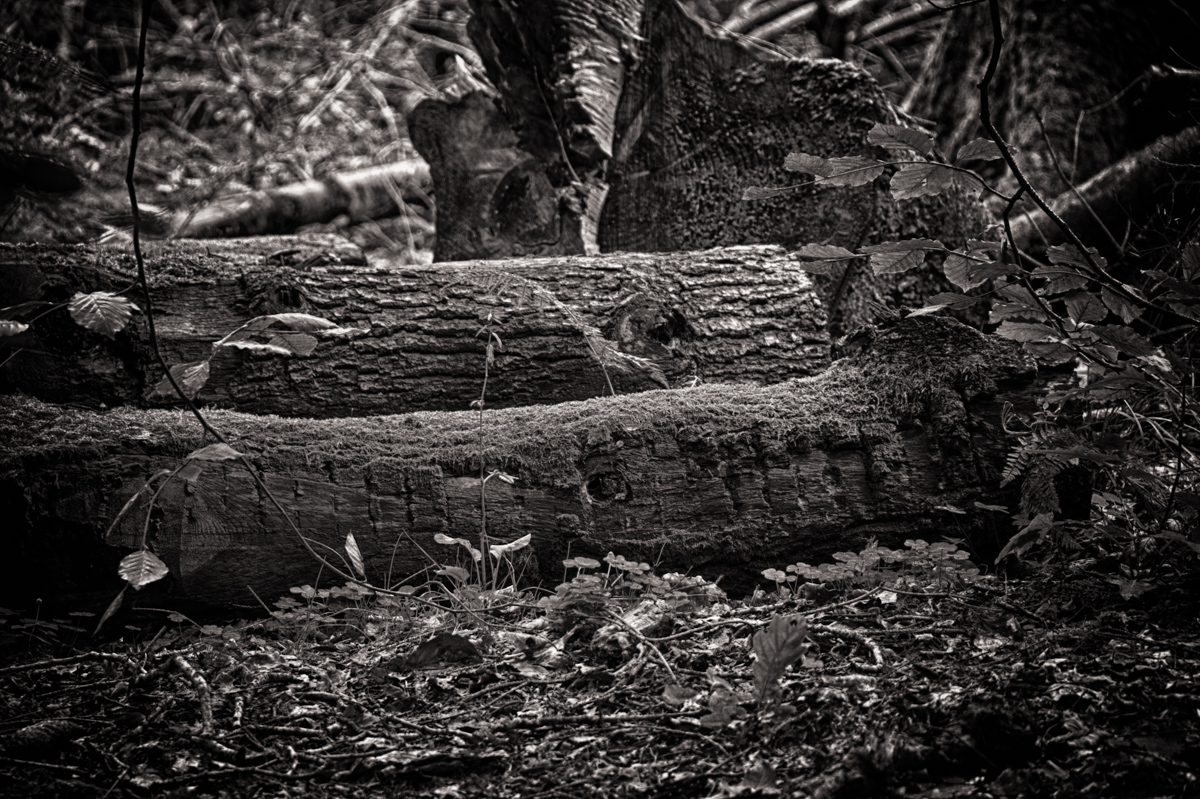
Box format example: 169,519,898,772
1001,449,1030,487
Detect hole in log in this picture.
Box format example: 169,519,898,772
584,472,631,503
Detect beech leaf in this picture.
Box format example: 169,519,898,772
995,320,1059,343
867,123,934,155
1101,286,1142,323
890,162,955,200
68,291,139,338
784,153,885,186
146,359,211,401
752,614,809,705
1062,290,1108,324
345,532,366,580
186,442,242,462
862,238,944,275
743,186,784,200
954,138,1003,164
119,549,170,590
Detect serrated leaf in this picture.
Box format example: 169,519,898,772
793,244,859,275
867,123,934,155
1033,263,1089,295
752,614,808,705
1026,340,1080,366
989,285,1047,323
1091,325,1158,358
943,250,1015,290
345,532,366,579
891,162,959,199
1062,290,1108,323
68,291,138,338
186,442,242,462
990,302,1050,323
995,320,1059,343
795,243,858,260
218,339,294,356
871,248,930,274
909,292,979,316
954,138,1003,164
784,152,832,174
146,359,211,401
949,168,986,199
177,462,203,483
119,549,170,589
267,331,319,356
1048,243,1107,272
95,585,127,636
862,238,943,275
0,320,29,336
102,469,172,541
214,314,331,356
823,158,887,186
1101,286,1142,323
784,153,885,186
862,238,945,254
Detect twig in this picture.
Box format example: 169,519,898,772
810,622,885,672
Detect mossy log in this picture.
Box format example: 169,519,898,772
0,236,828,417
0,316,1039,607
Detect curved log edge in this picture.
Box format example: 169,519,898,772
0,316,1038,608
1,237,828,416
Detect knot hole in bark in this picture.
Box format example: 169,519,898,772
608,298,692,352
584,471,631,503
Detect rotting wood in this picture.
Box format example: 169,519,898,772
0,315,1038,607
0,236,828,416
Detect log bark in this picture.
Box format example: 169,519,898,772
0,236,828,416
0,315,1038,607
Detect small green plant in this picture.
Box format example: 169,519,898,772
763,538,981,594
538,552,688,626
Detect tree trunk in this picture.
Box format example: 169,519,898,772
0,236,829,416
411,0,986,334
0,315,1039,607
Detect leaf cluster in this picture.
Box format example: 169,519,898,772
749,122,1200,595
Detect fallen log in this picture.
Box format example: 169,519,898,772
0,236,828,416
0,315,1036,607
171,160,432,239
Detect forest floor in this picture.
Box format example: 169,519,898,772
1,556,1198,799
3,2,1198,797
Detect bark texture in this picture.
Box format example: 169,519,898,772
0,236,828,416
0,315,1038,607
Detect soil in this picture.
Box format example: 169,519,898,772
1,561,1197,799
